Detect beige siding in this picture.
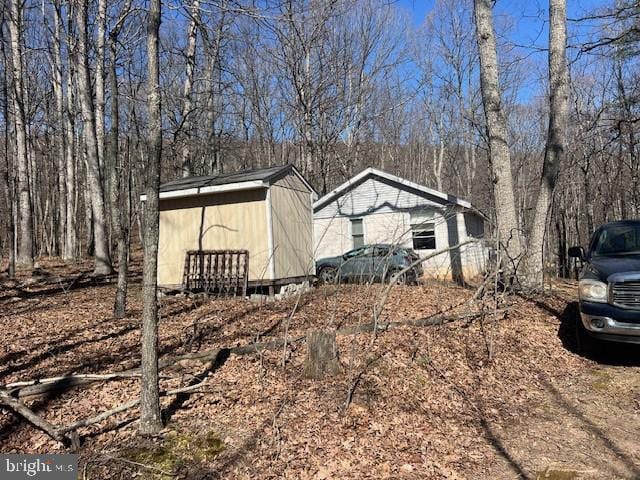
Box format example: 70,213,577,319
270,173,314,279
157,189,270,286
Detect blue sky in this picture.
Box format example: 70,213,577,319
395,0,609,101
396,0,605,25
397,0,607,45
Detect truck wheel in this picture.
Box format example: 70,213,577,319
576,317,599,356
318,267,338,285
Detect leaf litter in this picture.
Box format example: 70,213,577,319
1,259,639,479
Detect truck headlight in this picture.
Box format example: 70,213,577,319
579,279,608,303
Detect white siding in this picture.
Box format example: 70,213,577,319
314,216,351,259
315,177,442,219
313,175,487,281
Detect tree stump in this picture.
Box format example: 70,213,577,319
303,329,341,379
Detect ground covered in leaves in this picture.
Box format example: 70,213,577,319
1,258,640,479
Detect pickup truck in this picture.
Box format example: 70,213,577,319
569,220,640,345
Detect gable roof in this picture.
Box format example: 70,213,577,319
313,167,473,212
142,164,315,201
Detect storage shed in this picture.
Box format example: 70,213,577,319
151,164,316,291
313,167,487,283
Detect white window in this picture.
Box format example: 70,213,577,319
351,218,364,248
410,210,436,250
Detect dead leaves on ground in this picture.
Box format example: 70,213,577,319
0,260,592,478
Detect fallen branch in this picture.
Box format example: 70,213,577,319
8,308,494,399
13,372,143,399
58,380,209,434
6,372,142,390
0,305,503,448
0,379,211,448
372,240,478,333
335,311,487,336
0,388,70,447
11,338,305,399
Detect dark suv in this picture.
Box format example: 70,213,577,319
316,244,422,285
569,220,640,344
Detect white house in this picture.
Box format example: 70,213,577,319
313,167,487,283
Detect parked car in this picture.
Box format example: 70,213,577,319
569,220,640,345
315,244,423,285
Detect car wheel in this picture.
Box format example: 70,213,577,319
388,270,407,286
318,267,338,285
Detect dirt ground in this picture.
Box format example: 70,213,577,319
1,258,639,479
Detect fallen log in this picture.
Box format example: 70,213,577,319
6,372,141,390
0,388,70,447
10,336,304,399
58,380,209,434
13,372,143,399
0,309,498,447
0,380,210,447
8,309,492,399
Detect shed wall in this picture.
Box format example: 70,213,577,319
157,189,270,286
270,173,314,279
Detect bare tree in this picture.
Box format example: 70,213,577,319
73,0,112,275
95,0,107,174
111,2,133,318
179,0,200,178
526,0,569,288
0,18,15,277
140,0,163,435
63,1,77,262
8,0,33,268
46,0,66,259
473,0,522,273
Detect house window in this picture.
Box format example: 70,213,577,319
411,223,436,250
410,210,436,250
351,219,364,248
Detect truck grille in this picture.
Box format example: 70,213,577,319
611,281,640,309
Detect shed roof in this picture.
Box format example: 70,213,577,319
313,167,483,216
142,164,315,201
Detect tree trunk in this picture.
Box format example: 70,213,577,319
525,0,569,289
51,0,67,259
140,0,163,435
473,0,522,274
303,329,341,380
111,33,130,319
180,0,200,178
74,0,112,275
63,4,77,262
0,23,15,278
8,0,33,268
95,0,107,175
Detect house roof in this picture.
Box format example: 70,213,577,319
142,164,315,201
313,167,478,213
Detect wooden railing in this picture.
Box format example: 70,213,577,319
182,250,249,297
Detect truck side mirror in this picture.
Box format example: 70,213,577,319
568,246,585,261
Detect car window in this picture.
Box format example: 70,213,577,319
593,225,640,255
345,246,374,258
373,246,390,257
344,247,362,258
